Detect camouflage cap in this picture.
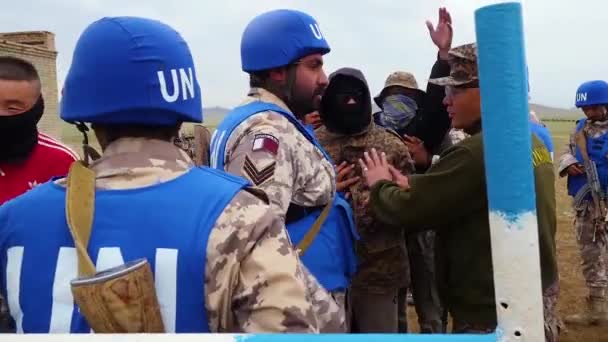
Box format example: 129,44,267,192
382,71,420,90
429,43,478,86
374,71,425,107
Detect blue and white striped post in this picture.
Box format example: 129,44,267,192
476,2,545,341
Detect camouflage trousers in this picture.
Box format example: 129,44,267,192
542,279,562,342
301,263,347,332
452,281,561,342
574,203,608,293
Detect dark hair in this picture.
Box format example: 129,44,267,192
249,70,271,88
0,56,40,82
454,80,480,89
91,123,181,147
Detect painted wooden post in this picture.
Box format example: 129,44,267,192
475,2,545,341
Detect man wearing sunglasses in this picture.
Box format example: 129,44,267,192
359,43,560,340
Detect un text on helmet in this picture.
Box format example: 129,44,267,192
158,68,196,103
309,23,324,40
577,92,588,103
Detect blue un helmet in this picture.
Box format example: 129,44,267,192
575,80,608,108
240,9,331,72
61,17,202,125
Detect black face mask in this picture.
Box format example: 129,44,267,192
321,77,370,135
0,96,44,163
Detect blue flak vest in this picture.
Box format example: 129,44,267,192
567,119,608,198
210,101,358,292
0,167,248,333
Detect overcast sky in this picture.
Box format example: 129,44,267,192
2,0,604,109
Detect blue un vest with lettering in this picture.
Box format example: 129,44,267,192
210,101,358,292
567,118,608,198
0,167,247,333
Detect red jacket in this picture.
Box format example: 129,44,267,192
0,133,78,205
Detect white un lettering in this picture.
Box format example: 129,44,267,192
5,246,179,333
158,67,196,103
309,23,323,40
576,92,587,103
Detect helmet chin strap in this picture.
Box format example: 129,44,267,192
75,122,101,166
602,106,608,121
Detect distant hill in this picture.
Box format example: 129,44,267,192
59,103,582,147
203,106,230,126
199,103,583,126
529,103,582,121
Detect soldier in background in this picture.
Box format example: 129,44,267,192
316,67,414,332
174,124,211,166
302,111,323,130
560,80,608,326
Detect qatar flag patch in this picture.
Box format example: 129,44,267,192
252,134,279,155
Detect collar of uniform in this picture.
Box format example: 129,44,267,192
89,137,193,185
587,119,608,127
318,120,374,140
245,87,292,113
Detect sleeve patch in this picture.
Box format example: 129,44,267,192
252,134,279,155
243,155,276,186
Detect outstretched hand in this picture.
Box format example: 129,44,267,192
426,7,453,59
358,148,392,188
336,161,360,197
403,135,431,169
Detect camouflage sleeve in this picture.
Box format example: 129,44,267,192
224,115,295,219
204,189,317,333
558,127,578,177
300,265,347,332
385,133,415,176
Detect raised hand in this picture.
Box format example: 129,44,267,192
426,7,453,59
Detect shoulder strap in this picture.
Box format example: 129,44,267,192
65,161,97,277
210,101,333,169
576,118,587,132
295,200,333,256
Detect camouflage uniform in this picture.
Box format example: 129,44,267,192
70,137,318,333
543,279,562,342
219,87,345,332
559,119,608,324
316,122,414,332
448,129,468,145
173,124,211,166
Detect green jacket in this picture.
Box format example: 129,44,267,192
370,132,558,326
